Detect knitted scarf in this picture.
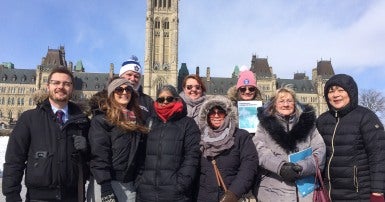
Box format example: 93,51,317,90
200,116,235,158
179,92,206,120
154,100,183,122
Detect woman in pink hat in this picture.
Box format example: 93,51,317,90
227,68,262,104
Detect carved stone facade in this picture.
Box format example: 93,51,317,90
143,0,179,98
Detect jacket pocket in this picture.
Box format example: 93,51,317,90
353,165,359,193
26,152,53,187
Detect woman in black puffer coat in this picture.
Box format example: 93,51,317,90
136,85,201,202
317,74,385,201
197,95,258,202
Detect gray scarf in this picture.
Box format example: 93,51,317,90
179,91,206,121
200,116,235,158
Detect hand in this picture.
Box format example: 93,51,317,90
101,182,117,202
73,135,87,151
219,190,238,202
279,162,301,182
370,193,385,202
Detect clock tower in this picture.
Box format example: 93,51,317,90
143,0,179,98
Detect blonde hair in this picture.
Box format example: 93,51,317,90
265,85,297,115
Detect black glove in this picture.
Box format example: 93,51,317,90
279,162,302,182
220,190,238,202
101,181,117,202
73,135,87,151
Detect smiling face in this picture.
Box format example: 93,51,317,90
327,86,350,110
238,85,256,101
47,72,73,107
208,107,226,129
120,70,141,89
183,78,203,100
113,84,132,107
157,90,175,108
275,92,295,116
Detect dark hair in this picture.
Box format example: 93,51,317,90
182,74,206,93
47,67,74,84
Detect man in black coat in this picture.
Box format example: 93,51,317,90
2,68,90,202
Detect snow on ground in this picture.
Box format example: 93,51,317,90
0,136,9,178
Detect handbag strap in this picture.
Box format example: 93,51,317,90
211,159,228,191
313,154,326,189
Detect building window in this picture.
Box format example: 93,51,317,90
168,0,171,8
29,98,33,106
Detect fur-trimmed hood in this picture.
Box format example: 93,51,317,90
227,85,263,105
258,102,316,153
198,95,237,129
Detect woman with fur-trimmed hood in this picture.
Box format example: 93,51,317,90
197,95,258,202
253,86,326,202
227,67,263,107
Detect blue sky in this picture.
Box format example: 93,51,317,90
1,0,385,92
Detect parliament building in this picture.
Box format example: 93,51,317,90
0,0,334,127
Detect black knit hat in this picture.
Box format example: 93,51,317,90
324,74,358,112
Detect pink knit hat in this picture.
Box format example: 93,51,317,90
236,70,257,89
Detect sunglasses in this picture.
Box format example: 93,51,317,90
186,85,201,90
239,86,256,93
208,109,226,118
114,86,132,94
156,96,175,103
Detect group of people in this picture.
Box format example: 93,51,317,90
2,58,385,202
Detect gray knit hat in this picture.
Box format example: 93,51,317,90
156,84,179,98
107,78,133,97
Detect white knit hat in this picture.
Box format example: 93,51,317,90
119,55,142,77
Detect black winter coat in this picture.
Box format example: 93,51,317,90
316,74,385,201
317,106,385,201
2,99,90,201
197,128,258,201
88,113,143,184
136,104,201,202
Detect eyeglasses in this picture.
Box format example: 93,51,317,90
208,109,226,118
239,86,256,93
186,85,201,90
277,100,294,105
49,80,72,87
114,86,132,95
156,96,175,103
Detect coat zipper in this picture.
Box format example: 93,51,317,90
327,112,339,200
353,165,359,192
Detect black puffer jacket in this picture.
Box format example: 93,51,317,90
136,101,201,202
2,99,90,201
197,95,258,201
316,74,385,201
88,111,143,184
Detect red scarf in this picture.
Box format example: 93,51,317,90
154,100,183,122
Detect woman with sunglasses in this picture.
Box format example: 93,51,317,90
253,86,326,202
136,84,201,202
179,74,207,124
197,95,258,202
88,78,148,202
227,68,262,104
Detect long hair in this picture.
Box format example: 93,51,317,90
100,84,148,134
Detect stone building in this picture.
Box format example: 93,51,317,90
182,54,334,116
143,0,179,98
0,46,114,127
